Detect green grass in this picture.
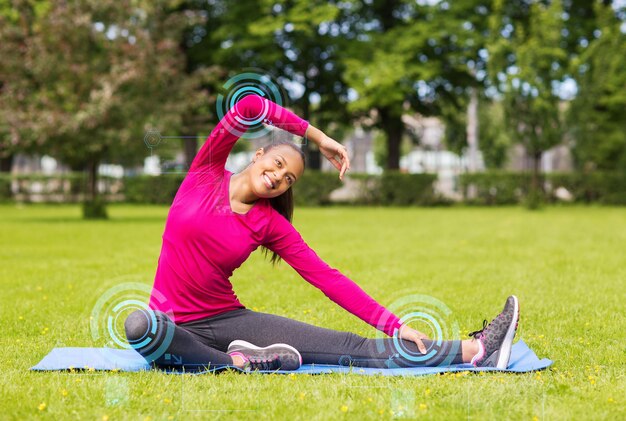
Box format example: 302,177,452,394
1,204,624,420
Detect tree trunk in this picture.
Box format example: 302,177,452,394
182,136,197,170
83,158,107,219
89,160,97,202
379,107,404,170
466,88,479,172
466,89,479,199
527,150,543,209
0,153,13,172
300,93,321,170
531,151,542,193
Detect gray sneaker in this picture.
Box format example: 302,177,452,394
227,340,302,371
469,295,520,369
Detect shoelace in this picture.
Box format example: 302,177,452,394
468,319,488,339
246,355,280,371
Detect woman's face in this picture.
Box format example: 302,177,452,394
249,145,305,199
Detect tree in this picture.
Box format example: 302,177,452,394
343,0,489,170
488,0,567,206
442,94,512,170
477,98,512,169
0,0,201,217
182,0,354,169
568,2,626,171
0,0,52,171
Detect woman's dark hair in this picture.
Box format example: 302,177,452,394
260,140,306,265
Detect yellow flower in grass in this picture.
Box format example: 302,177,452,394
102,416,109,421
163,398,172,404
340,405,348,412
607,397,614,403
61,389,68,397
419,403,427,411
38,402,46,411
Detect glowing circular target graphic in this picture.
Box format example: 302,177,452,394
90,281,174,364
376,294,461,367
216,70,285,139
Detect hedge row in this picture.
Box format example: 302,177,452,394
0,173,120,203
1,170,624,206
348,173,440,205
123,174,185,204
0,171,439,206
459,171,626,205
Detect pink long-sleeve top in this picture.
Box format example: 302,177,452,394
149,94,403,337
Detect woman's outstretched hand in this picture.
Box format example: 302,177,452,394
319,135,350,180
399,324,430,355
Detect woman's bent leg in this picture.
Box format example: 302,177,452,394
124,309,233,370
199,309,464,369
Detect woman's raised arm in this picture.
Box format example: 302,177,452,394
189,94,310,174
305,125,351,180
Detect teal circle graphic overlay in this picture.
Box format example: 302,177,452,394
375,294,461,367
90,281,175,364
216,71,284,139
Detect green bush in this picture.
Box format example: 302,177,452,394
123,174,186,204
82,198,108,219
459,171,626,206
380,172,438,205
547,171,626,205
2,170,623,206
347,173,381,205
349,172,438,205
293,170,343,206
458,171,533,205
0,175,12,202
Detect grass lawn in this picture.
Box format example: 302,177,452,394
1,204,624,420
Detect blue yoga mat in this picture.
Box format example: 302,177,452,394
31,340,552,375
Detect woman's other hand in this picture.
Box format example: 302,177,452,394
399,324,430,354
319,135,350,180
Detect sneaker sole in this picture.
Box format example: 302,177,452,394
495,295,520,369
227,340,303,368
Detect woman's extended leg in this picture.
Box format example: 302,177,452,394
180,308,474,369
124,309,234,370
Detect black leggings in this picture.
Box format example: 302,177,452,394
124,308,463,371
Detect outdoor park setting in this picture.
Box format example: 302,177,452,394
1,0,625,420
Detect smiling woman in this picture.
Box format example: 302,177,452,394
124,93,516,373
